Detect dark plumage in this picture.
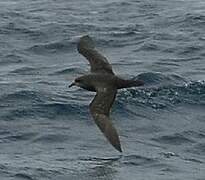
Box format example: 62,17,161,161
69,35,144,152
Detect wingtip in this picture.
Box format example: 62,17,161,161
77,35,95,52
116,145,123,153
112,136,123,153
103,118,123,153
108,137,123,153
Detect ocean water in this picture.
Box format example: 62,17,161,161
0,0,205,179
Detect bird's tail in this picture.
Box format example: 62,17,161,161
131,79,144,87
117,78,144,89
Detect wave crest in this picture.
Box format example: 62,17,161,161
118,73,205,109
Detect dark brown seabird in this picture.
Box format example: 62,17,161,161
69,35,144,152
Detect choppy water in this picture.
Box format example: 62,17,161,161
0,0,205,179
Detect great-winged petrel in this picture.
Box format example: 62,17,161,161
69,35,144,152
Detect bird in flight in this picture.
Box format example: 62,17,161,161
69,35,144,152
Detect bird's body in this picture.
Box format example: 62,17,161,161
69,35,144,152
74,73,144,92
75,73,116,92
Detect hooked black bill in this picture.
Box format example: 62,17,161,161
69,82,75,88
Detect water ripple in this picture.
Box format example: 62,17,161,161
118,75,205,109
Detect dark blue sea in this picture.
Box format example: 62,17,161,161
0,0,205,179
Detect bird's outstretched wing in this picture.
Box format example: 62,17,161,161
89,87,122,152
77,35,114,75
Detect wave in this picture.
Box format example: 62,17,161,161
26,39,72,54
0,53,25,65
1,73,204,121
79,154,158,167
0,90,47,104
178,13,205,29
14,173,34,180
188,143,205,156
32,133,69,143
136,72,187,86
2,132,37,143
52,67,85,75
10,66,40,75
0,21,46,40
35,102,88,118
121,154,157,166
152,133,195,145
117,73,205,109
1,100,88,121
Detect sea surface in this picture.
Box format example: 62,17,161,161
0,0,205,179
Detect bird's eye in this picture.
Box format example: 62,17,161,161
75,79,81,83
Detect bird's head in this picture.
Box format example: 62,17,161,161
69,75,95,91
69,76,85,88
